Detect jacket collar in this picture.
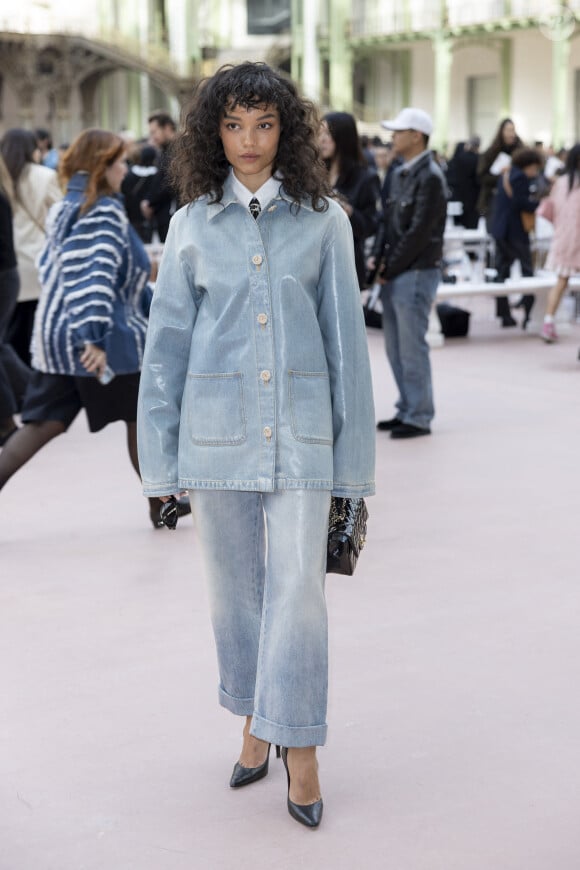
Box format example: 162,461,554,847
206,170,315,221
66,171,90,196
399,150,432,178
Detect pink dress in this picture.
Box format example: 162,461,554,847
538,174,580,276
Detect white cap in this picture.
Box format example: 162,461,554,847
381,107,433,137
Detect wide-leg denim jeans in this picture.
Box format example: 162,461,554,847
189,488,331,747
380,267,440,429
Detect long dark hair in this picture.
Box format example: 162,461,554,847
323,111,366,185
488,117,524,156
0,128,38,193
171,62,330,211
564,143,580,193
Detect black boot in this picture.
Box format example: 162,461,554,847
496,296,516,327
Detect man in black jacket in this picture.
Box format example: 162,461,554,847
140,110,177,242
375,108,447,439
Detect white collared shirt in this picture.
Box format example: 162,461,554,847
229,168,282,212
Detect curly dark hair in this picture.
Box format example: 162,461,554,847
171,62,331,211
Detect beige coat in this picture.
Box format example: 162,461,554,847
13,163,62,301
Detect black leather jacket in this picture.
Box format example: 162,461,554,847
373,151,448,280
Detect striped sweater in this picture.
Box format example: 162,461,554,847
31,172,153,376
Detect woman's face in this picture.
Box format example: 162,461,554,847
318,122,336,160
105,154,128,193
219,102,281,192
502,122,516,146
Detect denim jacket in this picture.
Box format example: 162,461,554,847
137,173,376,497
31,173,152,376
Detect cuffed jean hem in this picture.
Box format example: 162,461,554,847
250,712,327,748
218,685,255,717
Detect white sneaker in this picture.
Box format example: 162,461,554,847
541,322,557,343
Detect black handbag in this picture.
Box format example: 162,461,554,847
326,497,369,575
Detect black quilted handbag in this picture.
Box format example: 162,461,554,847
326,497,369,575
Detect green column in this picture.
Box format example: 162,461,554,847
500,39,512,118
401,50,411,107
125,71,143,136
432,34,452,152
301,0,319,101
328,0,352,111
291,0,302,84
552,32,570,149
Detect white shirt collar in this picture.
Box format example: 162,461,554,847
229,168,282,211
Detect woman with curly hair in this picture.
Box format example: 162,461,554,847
137,62,376,828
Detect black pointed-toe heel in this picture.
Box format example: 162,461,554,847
280,747,323,828
230,743,280,788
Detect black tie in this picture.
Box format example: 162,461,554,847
249,197,261,219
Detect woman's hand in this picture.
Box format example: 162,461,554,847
80,343,106,377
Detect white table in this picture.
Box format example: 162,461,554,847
430,274,569,346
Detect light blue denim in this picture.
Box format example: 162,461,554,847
190,488,331,748
380,268,440,429
137,171,375,498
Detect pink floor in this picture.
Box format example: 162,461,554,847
2,312,580,869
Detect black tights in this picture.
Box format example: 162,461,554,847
0,418,162,522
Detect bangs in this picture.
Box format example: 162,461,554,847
218,66,288,114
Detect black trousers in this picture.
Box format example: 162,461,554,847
7,299,37,367
494,235,534,322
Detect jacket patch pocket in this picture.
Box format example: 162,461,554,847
187,372,246,445
289,371,333,445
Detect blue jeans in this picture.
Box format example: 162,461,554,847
189,488,331,747
380,268,440,429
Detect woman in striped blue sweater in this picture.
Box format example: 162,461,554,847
0,128,188,527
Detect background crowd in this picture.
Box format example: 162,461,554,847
1,93,580,500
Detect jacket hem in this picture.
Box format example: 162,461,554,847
176,477,334,492
142,478,375,497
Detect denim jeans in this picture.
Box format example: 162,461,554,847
189,488,331,747
380,268,440,429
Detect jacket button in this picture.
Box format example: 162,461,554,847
260,370,271,383
263,426,272,440
252,254,263,266
257,313,268,325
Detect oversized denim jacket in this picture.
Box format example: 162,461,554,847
137,174,376,497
